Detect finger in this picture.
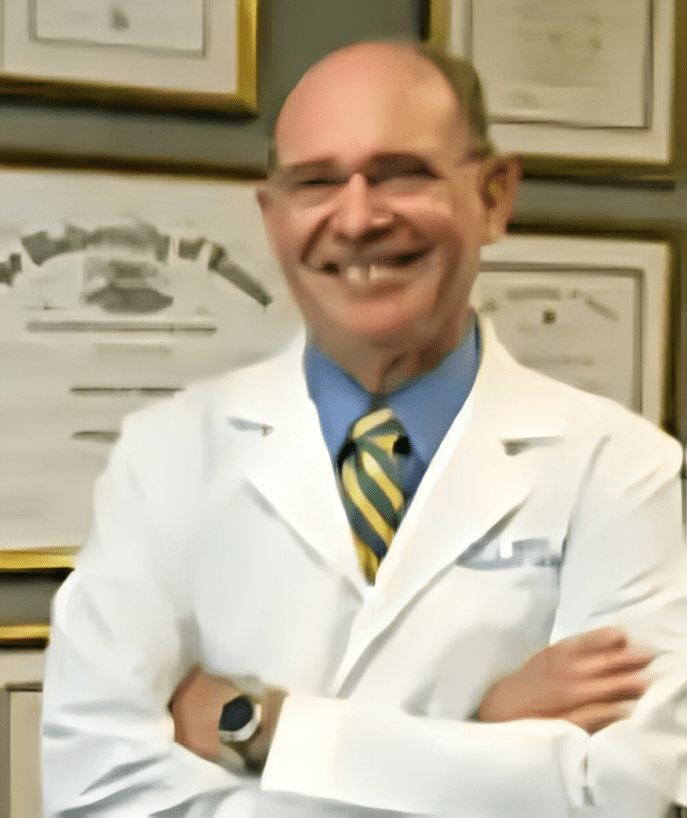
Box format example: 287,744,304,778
566,626,628,656
547,667,650,714
575,669,650,707
565,700,634,734
579,646,654,679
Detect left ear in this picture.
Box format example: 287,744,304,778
479,154,521,244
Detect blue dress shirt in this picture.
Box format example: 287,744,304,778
304,317,480,503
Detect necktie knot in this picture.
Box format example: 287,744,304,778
348,407,408,457
339,407,409,583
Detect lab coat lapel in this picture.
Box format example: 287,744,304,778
221,332,366,596
332,320,568,691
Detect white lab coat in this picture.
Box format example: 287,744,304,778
42,320,687,818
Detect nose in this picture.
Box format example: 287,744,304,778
330,172,392,240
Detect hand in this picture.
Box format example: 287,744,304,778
477,626,654,734
170,665,286,770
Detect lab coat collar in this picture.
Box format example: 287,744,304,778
216,320,569,643
331,320,568,689
218,329,368,595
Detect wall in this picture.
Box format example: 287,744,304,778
0,0,685,811
0,0,684,617
0,0,421,171
0,0,684,576
3,0,681,435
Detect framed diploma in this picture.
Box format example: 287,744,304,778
426,0,685,176
0,0,257,114
472,234,673,426
0,167,300,551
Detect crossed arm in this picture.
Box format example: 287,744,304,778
42,406,687,816
170,625,654,769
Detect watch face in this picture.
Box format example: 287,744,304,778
219,695,254,732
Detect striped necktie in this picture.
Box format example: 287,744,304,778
338,407,408,583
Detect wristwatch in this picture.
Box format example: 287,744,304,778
218,693,263,746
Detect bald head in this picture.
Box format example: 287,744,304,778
257,40,519,388
269,41,492,174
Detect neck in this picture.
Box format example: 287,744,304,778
313,311,474,394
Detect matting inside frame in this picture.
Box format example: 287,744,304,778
0,169,301,550
32,0,205,54
471,0,650,130
444,0,675,163
472,266,642,411
0,0,237,95
473,235,671,425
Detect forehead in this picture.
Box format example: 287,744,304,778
274,45,468,169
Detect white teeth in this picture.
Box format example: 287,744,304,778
369,265,388,281
339,264,404,285
344,265,368,284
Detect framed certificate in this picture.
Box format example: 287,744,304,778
473,233,673,426
426,0,685,176
0,167,300,551
0,0,257,114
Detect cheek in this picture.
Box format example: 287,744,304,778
271,222,302,269
263,206,312,270
394,192,486,249
279,263,330,326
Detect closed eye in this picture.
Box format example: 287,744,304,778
398,166,435,177
369,156,439,186
300,177,341,186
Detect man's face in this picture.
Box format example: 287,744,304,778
260,45,511,364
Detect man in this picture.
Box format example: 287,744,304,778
42,42,686,817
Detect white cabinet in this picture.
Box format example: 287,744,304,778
0,652,44,818
9,688,42,818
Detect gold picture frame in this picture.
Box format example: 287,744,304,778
0,623,50,646
0,547,77,573
0,0,258,115
0,548,75,647
425,0,687,179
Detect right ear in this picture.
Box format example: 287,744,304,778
479,153,521,245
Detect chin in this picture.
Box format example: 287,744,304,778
347,298,448,344
337,319,433,351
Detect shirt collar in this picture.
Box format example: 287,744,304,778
305,316,480,468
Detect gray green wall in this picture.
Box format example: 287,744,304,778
0,0,684,633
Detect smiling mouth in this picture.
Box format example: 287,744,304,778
316,248,430,284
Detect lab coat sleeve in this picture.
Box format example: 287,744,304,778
262,425,687,818
41,420,254,818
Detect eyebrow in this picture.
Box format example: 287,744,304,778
273,160,339,183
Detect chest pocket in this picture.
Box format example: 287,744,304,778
457,536,563,571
